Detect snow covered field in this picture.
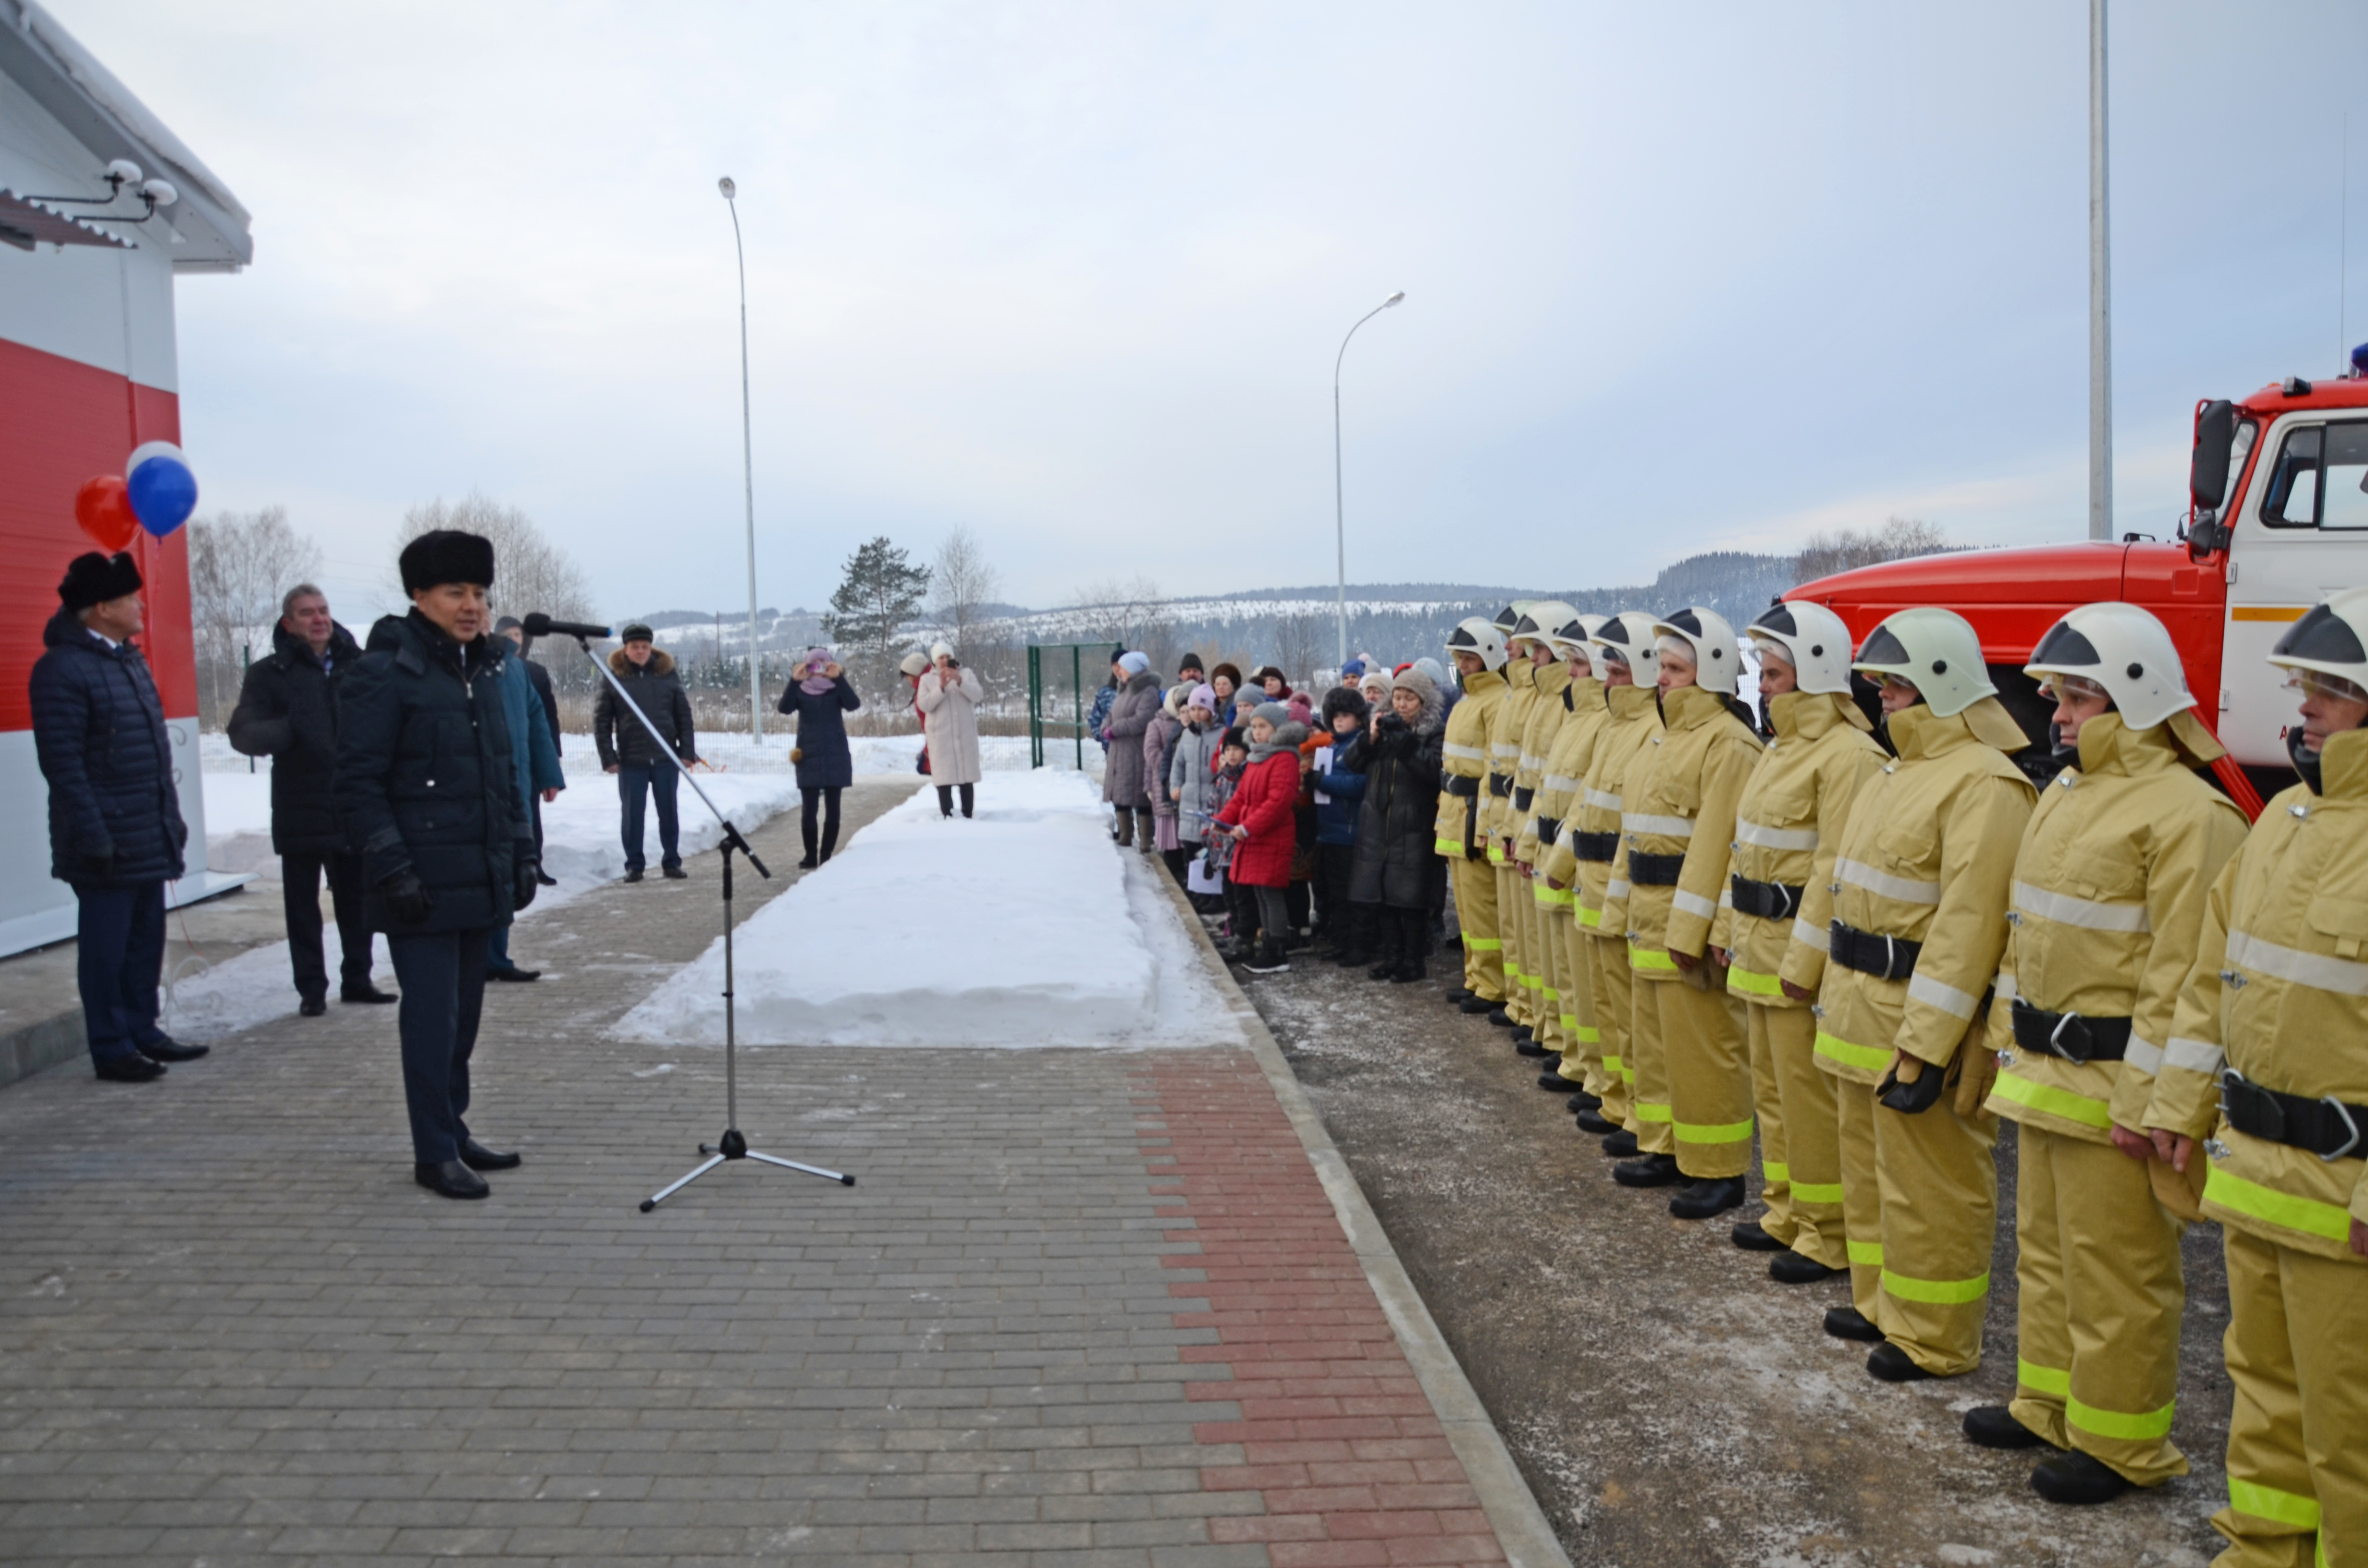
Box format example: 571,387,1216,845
616,770,1239,1050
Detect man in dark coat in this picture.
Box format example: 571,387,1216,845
335,530,538,1200
592,622,698,882
29,551,200,1082
495,616,563,886
228,583,393,1015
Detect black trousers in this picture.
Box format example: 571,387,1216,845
937,783,974,818
73,881,167,1066
388,928,491,1165
1314,843,1356,938
1383,905,1429,975
283,849,373,1002
1161,846,1191,887
802,785,843,861
618,762,681,872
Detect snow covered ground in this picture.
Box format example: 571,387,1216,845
616,770,1240,1050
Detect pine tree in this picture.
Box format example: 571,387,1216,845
822,537,932,680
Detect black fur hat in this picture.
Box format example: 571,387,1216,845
398,529,495,593
59,551,142,611
1320,686,1370,726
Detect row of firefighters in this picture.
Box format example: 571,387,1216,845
1429,590,2368,1564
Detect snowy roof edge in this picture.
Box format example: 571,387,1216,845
0,0,252,270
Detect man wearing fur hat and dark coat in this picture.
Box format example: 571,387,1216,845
30,551,198,1082
335,529,540,1200
593,622,698,882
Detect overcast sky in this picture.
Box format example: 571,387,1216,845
51,0,2368,624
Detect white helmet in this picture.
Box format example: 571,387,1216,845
1852,606,1996,719
1545,611,1607,661
2268,586,2368,701
1651,605,1742,696
1511,600,1579,653
1745,600,1857,697
1447,615,1509,673
1591,610,1662,685
2023,602,2198,731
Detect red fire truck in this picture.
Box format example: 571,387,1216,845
1784,373,2368,818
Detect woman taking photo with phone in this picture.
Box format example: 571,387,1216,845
777,646,861,869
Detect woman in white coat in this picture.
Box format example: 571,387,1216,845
916,642,985,818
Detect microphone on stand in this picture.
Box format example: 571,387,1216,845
520,612,613,640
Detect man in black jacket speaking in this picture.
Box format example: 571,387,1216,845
229,584,394,1016
335,530,539,1200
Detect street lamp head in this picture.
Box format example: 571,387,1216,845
717,176,737,199
1383,291,1405,306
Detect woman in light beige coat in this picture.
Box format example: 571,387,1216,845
917,642,985,818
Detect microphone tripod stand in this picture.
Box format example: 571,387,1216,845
548,631,857,1211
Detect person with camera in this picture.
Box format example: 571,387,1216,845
335,530,539,1200
593,622,698,881
778,646,861,868
917,641,984,820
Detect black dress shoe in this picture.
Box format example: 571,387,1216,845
1731,1220,1786,1252
1867,1341,1935,1382
487,966,541,982
1613,1152,1684,1188
415,1160,490,1199
137,1037,209,1063
623,869,645,883
1601,1128,1640,1157
1824,1305,1885,1342
1573,1107,1617,1135
299,997,328,1017
1487,1008,1515,1028
663,865,688,880
1536,1072,1587,1093
1770,1251,1848,1285
341,985,398,1004
1457,996,1498,1015
1515,1040,1551,1059
1964,1405,2047,1450
94,1054,166,1083
1670,1177,1745,1220
2030,1451,2133,1506
459,1138,522,1172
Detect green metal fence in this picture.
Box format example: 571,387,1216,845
1025,643,1101,770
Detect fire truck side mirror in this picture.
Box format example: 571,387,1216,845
2189,399,2238,560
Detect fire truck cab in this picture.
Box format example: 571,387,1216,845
1784,374,2368,816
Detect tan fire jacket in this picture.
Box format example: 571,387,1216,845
1713,690,1887,1010
1483,657,1537,851
1433,667,1508,861
1512,660,1572,867
1790,699,2036,1086
1617,683,1762,976
2146,727,2368,1262
1984,716,2246,1147
1558,682,1664,943
1531,675,1608,914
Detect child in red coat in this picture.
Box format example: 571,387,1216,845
1214,702,1311,974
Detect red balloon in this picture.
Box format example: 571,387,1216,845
74,476,139,553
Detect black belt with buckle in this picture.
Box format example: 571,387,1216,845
1444,775,1480,798
2220,1072,2368,1161
1729,875,1804,921
1537,816,1561,845
1575,831,1619,863
1489,772,1513,798
1512,785,1535,811
1830,920,1922,982
2010,998,2131,1064
1627,851,1685,886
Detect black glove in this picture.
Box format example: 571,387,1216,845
381,868,433,927
513,858,541,912
1877,1054,1948,1115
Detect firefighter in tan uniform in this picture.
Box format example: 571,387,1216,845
1710,601,1886,1280
1435,617,1512,1014
1955,603,2248,1506
1487,605,1541,1035
1508,604,1578,1063
1606,608,1763,1218
1781,607,2034,1380
1578,614,1664,1154
2144,588,2368,1566
1533,613,1610,1102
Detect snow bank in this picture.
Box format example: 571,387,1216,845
615,771,1238,1050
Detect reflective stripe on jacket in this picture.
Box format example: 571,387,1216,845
1561,682,1662,939
1619,683,1761,971
1801,700,2036,1085
1482,658,1537,845
1433,668,1508,858
1983,716,2246,1144
1534,676,1608,891
2146,727,2368,1262
1720,690,1885,1007
1512,660,1571,866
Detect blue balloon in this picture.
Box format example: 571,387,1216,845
126,442,197,537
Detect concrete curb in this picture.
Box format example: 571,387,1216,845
1151,867,1573,1568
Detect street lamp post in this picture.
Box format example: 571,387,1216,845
720,176,763,741
1334,291,1405,670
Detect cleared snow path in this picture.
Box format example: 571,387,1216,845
615,771,1241,1049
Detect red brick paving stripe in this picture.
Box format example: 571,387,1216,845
1139,1058,1508,1567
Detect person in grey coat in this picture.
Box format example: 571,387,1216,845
1165,683,1224,898
1100,652,1162,848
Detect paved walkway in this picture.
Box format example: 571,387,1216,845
0,784,1541,1568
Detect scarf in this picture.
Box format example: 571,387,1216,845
799,648,838,695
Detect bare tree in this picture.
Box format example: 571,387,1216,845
188,505,322,727
1269,611,1322,690
1794,515,1953,586
929,527,1000,657
1068,576,1175,672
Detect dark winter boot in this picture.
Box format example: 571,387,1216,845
1768,1251,1847,1285
1612,1152,1683,1188
1600,1128,1640,1158
1823,1306,1885,1343
1573,1107,1618,1135
1535,1071,1587,1093
1390,952,1426,982
1368,959,1401,981
2030,1452,2133,1507
1866,1342,1936,1383
1963,1406,2047,1450
1668,1177,1745,1220
800,816,819,870
1731,1221,1785,1252
1244,941,1291,976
